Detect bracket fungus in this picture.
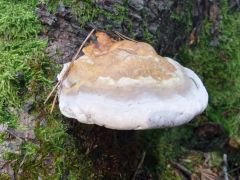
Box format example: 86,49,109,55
57,32,208,130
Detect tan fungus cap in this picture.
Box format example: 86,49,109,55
58,32,208,130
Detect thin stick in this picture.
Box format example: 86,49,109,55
228,166,240,173
114,31,129,40
114,31,138,43
72,28,96,61
59,28,95,84
50,92,58,114
170,160,192,179
18,154,27,170
132,151,146,180
44,81,60,104
6,129,24,142
114,31,125,40
115,31,136,42
223,154,229,180
44,29,95,106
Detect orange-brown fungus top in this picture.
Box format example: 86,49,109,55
66,32,177,85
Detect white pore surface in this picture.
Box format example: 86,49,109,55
58,57,208,130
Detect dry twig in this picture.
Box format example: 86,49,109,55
17,154,27,175
223,154,229,180
228,166,240,174
44,81,60,104
44,28,95,113
201,169,218,180
6,129,24,142
50,92,58,114
170,160,192,179
132,151,146,180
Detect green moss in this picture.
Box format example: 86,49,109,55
0,174,11,180
66,0,99,27
0,0,94,178
13,118,94,179
141,1,240,177
0,1,41,40
0,0,51,126
47,0,129,31
143,25,155,43
141,125,194,178
179,2,240,139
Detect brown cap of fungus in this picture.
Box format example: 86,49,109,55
58,32,208,130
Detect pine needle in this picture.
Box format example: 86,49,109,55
114,31,138,43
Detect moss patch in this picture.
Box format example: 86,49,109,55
179,2,240,138
0,0,93,178
140,1,240,178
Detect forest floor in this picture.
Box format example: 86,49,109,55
0,0,240,179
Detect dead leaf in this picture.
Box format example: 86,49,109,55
189,28,199,45
228,138,240,149
200,168,218,180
